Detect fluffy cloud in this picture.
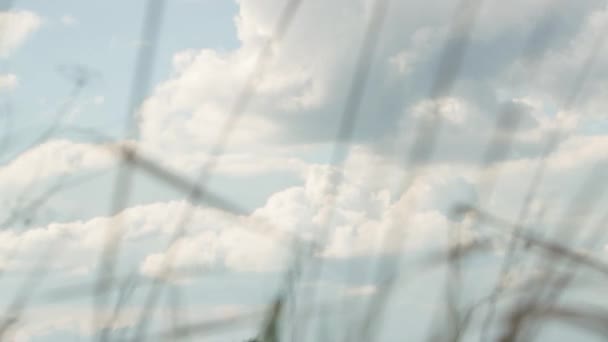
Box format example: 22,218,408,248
136,0,608,170
0,73,17,90
0,0,600,188
4,0,608,276
0,150,459,277
0,134,607,342
0,10,41,57
3,132,608,278
0,140,116,227
6,1,608,341
0,140,113,187
0,199,292,276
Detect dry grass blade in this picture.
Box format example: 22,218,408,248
0,243,63,339
463,204,608,278
189,0,303,185
0,171,106,230
255,297,284,342
4,1,608,342
96,0,167,337
421,238,493,267
293,0,392,339
406,0,484,166
499,303,608,342
154,309,264,341
357,1,486,339
127,2,306,338
151,294,354,341
116,145,245,214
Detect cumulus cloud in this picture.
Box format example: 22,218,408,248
0,73,17,90
0,151,439,278
0,140,117,226
3,132,608,278
0,10,42,57
0,137,606,342
3,1,608,275
6,1,608,341
0,146,478,278
0,1,597,191
134,0,608,170
0,199,292,277
0,140,114,188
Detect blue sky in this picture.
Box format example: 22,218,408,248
2,0,608,341
7,0,238,140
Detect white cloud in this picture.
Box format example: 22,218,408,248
0,136,607,342
5,1,608,340
0,140,118,227
0,10,42,57
134,0,607,171
3,1,608,275
0,151,448,277
2,132,607,278
0,73,17,90
0,140,114,189
0,199,292,276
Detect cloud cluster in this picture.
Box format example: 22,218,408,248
3,135,607,279
0,148,457,277
136,0,607,166
2,0,608,276
6,1,608,340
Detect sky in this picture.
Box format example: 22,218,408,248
2,0,608,341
